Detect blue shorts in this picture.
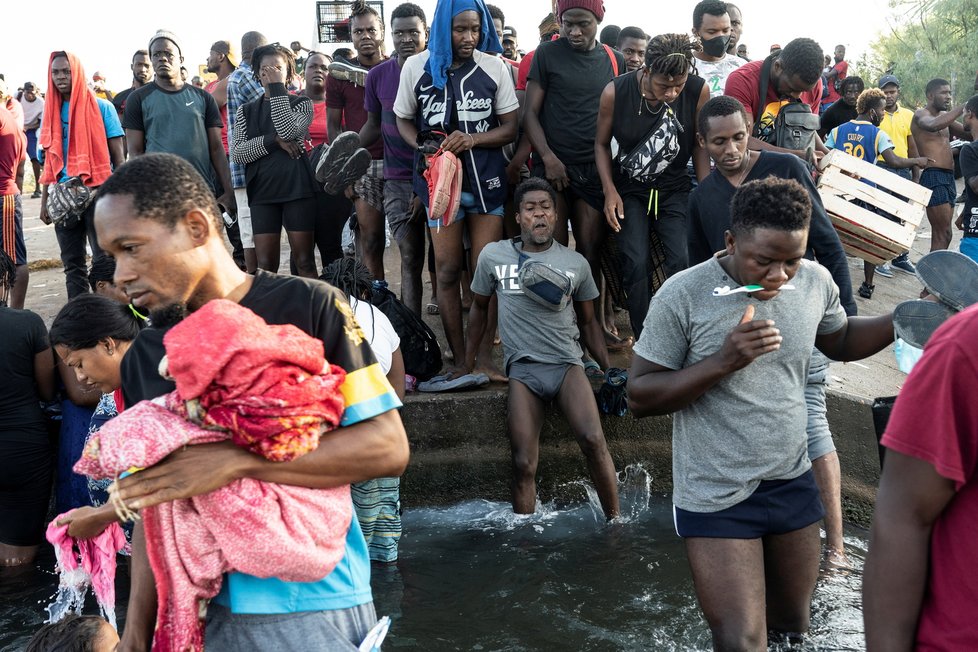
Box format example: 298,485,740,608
960,237,978,265
920,168,956,207
26,129,39,162
673,469,825,539
427,191,504,228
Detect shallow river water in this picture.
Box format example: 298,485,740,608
1,467,868,651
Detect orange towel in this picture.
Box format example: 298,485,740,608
38,51,112,187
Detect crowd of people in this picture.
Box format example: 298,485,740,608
2,0,978,649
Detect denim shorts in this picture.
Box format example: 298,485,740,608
673,469,824,539
426,190,504,228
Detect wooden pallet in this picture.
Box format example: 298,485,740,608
816,149,932,265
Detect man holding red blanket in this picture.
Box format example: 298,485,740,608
38,51,125,298
92,153,409,651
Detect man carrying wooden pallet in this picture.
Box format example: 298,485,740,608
824,87,930,299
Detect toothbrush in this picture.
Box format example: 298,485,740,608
712,284,796,297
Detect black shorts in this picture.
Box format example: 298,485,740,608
250,197,317,235
674,468,824,539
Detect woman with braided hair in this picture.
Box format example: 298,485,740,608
0,249,57,566
595,33,710,338
231,42,318,278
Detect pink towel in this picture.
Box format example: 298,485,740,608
45,519,127,630
75,401,352,651
72,301,355,652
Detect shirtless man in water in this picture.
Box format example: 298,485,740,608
911,78,968,251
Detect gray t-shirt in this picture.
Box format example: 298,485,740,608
634,256,847,512
472,239,599,371
123,82,222,190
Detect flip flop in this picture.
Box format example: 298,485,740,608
915,250,978,312
425,302,440,315
315,131,361,185
893,299,955,349
417,373,489,393
324,148,371,196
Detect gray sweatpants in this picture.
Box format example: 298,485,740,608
205,602,377,651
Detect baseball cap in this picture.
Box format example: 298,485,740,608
878,74,900,89
24,81,36,91
93,71,106,81
211,40,239,67
502,26,518,41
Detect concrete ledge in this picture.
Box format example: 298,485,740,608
400,387,883,527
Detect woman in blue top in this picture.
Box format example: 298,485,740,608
394,0,519,380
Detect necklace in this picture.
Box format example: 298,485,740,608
729,150,755,187
638,71,666,117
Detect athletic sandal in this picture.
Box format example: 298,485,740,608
315,131,361,185
425,302,440,315
323,148,371,196
857,282,874,299
424,149,462,229
915,250,978,312
893,299,956,349
327,60,368,87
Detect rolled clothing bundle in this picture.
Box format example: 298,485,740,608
74,299,352,652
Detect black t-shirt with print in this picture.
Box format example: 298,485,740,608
121,271,380,405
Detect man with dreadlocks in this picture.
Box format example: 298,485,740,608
595,33,710,338
327,0,389,282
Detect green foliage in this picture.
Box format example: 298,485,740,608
867,0,978,108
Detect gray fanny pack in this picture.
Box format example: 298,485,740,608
511,238,572,311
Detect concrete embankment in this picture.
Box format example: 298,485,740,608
400,385,885,527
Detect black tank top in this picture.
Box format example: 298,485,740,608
611,70,704,194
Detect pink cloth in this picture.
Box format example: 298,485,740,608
163,299,347,462
45,519,127,629
73,300,354,652
75,401,352,651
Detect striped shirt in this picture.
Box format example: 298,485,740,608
226,61,264,188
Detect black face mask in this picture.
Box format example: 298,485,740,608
701,34,731,58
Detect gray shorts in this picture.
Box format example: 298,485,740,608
205,602,376,651
354,160,385,213
383,179,421,243
508,360,574,402
805,348,835,460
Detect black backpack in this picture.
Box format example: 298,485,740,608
754,55,821,158
370,282,443,381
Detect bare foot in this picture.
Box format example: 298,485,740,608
603,320,619,338
821,545,852,572
604,333,634,353
475,363,508,383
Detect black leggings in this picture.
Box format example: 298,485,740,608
0,437,52,546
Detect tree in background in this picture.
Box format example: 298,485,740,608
860,0,978,108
